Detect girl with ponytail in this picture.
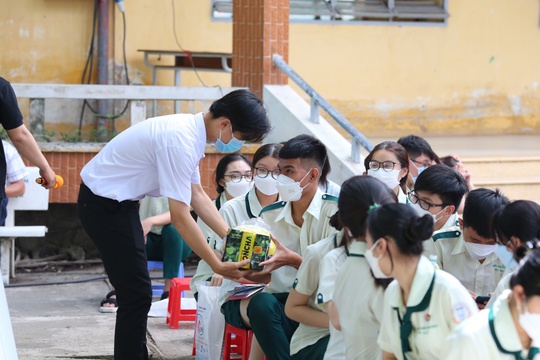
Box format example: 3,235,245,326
365,203,477,360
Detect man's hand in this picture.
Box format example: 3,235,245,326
259,235,302,273
39,168,57,189
210,274,224,286
212,260,251,280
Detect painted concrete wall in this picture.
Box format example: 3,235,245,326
2,0,539,137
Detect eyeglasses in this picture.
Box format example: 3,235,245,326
408,191,449,211
223,172,253,182
411,158,432,168
368,160,397,172
255,167,280,180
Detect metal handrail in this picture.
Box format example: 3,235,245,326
272,54,373,163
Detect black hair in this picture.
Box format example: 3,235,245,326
491,200,540,261
214,153,252,194
367,203,433,256
279,134,330,185
338,176,397,247
440,156,459,168
413,164,468,213
397,135,440,164
209,89,272,142
329,211,343,231
364,141,409,191
463,188,509,238
252,143,281,169
510,249,540,297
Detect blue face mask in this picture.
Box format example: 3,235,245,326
215,126,244,153
412,166,426,183
494,244,518,270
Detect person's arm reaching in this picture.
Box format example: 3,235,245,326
169,187,249,279
5,179,24,198
6,124,57,189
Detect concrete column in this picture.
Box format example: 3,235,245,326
232,0,289,98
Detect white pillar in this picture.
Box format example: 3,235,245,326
0,280,18,359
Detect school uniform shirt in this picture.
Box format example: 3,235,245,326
333,241,386,360
317,246,348,360
81,112,206,203
487,272,512,309
422,213,460,258
259,189,339,294
289,233,341,356
319,180,341,198
190,192,228,293
398,186,408,204
442,290,540,360
378,256,478,360
138,196,170,235
2,140,27,186
429,233,506,296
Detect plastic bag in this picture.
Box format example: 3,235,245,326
195,282,225,360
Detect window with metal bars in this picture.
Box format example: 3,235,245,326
211,0,449,25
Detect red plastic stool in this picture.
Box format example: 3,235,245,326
166,277,196,329
222,324,252,360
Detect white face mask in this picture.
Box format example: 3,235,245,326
254,175,278,196
275,170,312,202
519,300,540,344
225,178,253,198
464,241,496,260
367,169,400,191
364,239,392,279
409,202,447,223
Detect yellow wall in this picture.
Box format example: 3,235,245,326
2,0,540,137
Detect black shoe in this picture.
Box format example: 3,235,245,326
160,291,169,300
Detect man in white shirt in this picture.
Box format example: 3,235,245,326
77,89,271,360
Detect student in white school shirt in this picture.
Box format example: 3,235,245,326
428,188,510,309
189,153,253,297
220,135,339,360
317,176,397,360
364,141,410,204
364,203,477,360
442,250,540,360
486,200,540,308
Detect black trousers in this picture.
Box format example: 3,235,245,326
78,183,152,360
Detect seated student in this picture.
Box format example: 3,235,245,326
140,197,192,299
332,179,398,360
486,200,540,308
397,134,440,184
440,155,474,191
442,250,540,360
316,176,397,360
429,188,510,309
365,203,477,360
364,141,409,203
221,134,339,360
0,140,27,225
189,153,253,297
407,164,468,254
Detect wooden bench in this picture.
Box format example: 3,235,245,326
0,167,49,285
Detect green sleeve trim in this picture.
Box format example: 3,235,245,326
432,230,461,242
322,194,338,202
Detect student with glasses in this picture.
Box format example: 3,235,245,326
397,135,440,187
190,153,253,297
364,141,410,203
407,165,469,257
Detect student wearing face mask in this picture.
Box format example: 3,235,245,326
364,141,410,203
429,188,509,309
78,89,271,360
486,200,540,309
365,203,477,360
406,165,468,255
442,250,540,360
190,153,253,297
397,135,440,184
220,134,339,360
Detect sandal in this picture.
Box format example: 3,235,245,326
160,291,169,301
100,290,118,313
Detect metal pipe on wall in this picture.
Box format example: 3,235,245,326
97,0,109,141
